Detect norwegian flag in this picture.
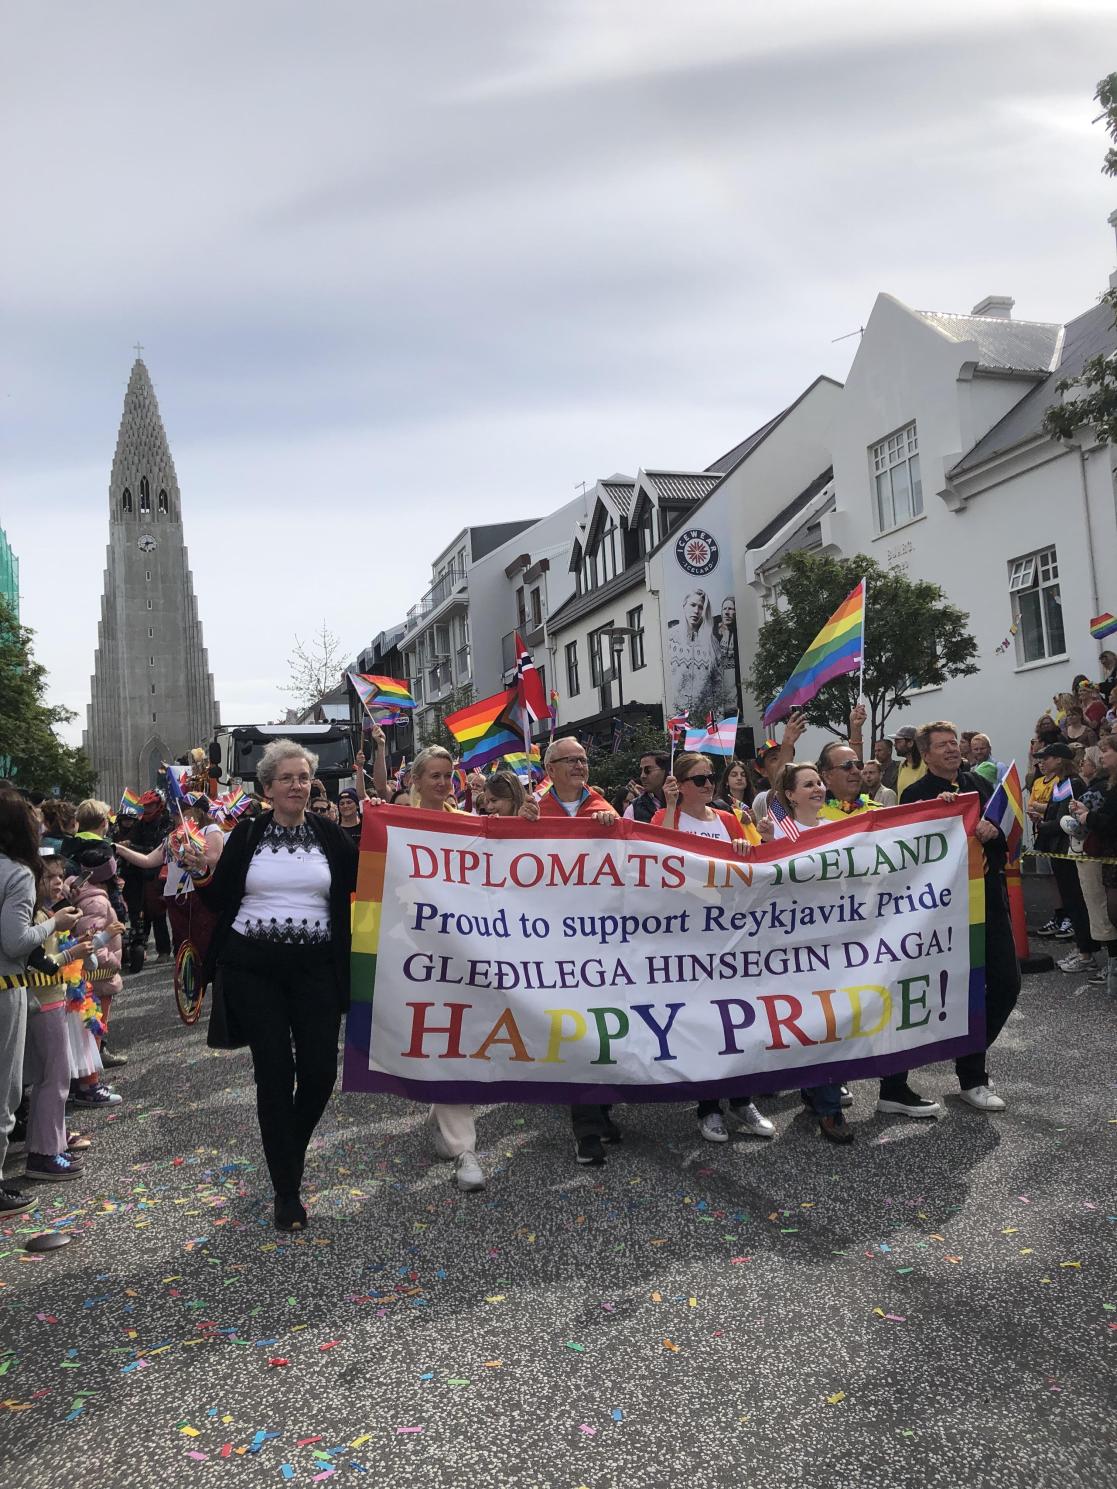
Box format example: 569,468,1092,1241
666,712,689,741
768,796,803,842
514,632,552,722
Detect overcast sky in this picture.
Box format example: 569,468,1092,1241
2,1,1115,742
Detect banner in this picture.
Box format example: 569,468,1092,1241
343,798,986,1104
658,517,740,727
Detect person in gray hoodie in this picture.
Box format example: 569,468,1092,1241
0,792,81,1214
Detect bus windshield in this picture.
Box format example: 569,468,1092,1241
231,735,354,781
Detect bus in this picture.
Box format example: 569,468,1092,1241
208,724,356,800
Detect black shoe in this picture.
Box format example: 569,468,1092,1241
0,1185,35,1215
877,1085,941,1119
601,1119,623,1144
819,1114,854,1145
274,1194,307,1231
574,1135,606,1166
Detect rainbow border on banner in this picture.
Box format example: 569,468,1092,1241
343,798,987,1103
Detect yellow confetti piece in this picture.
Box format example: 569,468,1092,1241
1020,1249,1034,1255
180,1426,200,1437
662,1339,680,1352
687,1298,697,1308
872,1308,886,1318
485,1296,505,1304
1060,1261,1082,1269
350,1435,372,1449
483,1361,503,1368
650,1292,662,1303
826,1392,846,1405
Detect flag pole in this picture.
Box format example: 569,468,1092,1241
858,574,868,705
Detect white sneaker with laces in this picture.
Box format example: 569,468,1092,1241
698,1112,729,1143
454,1151,485,1191
1057,951,1096,974
958,1084,1006,1112
728,1102,776,1139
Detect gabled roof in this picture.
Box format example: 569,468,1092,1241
950,298,1117,475
600,476,635,516
639,470,722,504
546,566,647,633
915,309,1062,375
747,467,834,550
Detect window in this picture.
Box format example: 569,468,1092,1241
146,570,151,581
148,627,153,638
158,489,168,514
147,599,152,610
149,656,155,666
151,684,156,695
870,423,923,532
627,606,645,669
1009,546,1065,662
565,641,580,697
516,586,527,626
139,477,151,514
530,587,542,627
152,713,157,722
121,487,133,513
589,626,610,688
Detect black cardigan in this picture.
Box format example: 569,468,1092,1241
197,812,359,1002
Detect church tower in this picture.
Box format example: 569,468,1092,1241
85,357,219,800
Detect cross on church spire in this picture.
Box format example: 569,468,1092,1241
133,342,144,358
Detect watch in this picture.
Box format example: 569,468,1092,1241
138,534,157,553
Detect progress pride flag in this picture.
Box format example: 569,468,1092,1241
342,800,986,1105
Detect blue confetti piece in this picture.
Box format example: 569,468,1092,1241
611,1408,624,1422
280,1468,295,1482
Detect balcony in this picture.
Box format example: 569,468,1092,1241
404,566,469,633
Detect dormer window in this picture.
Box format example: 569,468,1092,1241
139,477,151,514
158,489,169,514
122,487,133,513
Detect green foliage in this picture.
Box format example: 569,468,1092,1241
748,552,978,742
0,596,97,798
584,716,672,802
1043,72,1117,446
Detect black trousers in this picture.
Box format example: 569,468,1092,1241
121,868,171,955
881,877,1021,1096
570,1103,614,1140
221,935,342,1200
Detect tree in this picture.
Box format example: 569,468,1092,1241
748,552,978,744
584,715,674,802
283,620,346,710
0,596,97,798
1043,72,1117,446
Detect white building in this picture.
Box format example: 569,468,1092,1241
751,265,1117,763
401,522,536,746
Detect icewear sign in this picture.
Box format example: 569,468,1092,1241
342,798,986,1104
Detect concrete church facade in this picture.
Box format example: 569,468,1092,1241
85,358,218,800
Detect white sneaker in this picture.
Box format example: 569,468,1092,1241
958,1084,1006,1112
727,1102,776,1139
1057,951,1096,975
698,1112,729,1143
454,1151,485,1191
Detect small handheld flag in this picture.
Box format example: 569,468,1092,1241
1089,613,1117,640
683,714,738,757
348,672,416,714
1051,777,1073,804
118,788,143,818
982,760,1025,861
444,688,529,770
763,580,866,725
767,796,802,842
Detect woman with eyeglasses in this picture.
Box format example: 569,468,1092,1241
652,753,776,1144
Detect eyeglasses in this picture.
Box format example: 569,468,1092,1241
310,803,330,813
683,775,715,787
552,756,586,767
275,774,311,787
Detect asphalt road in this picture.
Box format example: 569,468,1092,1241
0,943,1114,1489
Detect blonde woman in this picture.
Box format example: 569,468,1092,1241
410,745,485,1192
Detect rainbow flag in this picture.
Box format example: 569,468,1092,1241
444,688,528,770
982,760,1024,861
215,786,252,822
763,579,865,725
118,787,143,818
1089,612,1117,640
349,672,416,713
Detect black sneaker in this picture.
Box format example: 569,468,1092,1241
877,1085,941,1119
601,1119,623,1144
1035,919,1060,938
274,1194,308,1232
0,1186,34,1215
574,1135,606,1166
1053,919,1075,940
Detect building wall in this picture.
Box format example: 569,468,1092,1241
547,577,664,733
825,294,1117,762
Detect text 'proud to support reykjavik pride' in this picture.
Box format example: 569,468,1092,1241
342,797,986,1103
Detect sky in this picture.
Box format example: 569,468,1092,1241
2,0,1115,743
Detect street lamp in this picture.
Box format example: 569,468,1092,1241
601,625,641,747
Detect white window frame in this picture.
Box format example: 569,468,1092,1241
1009,546,1065,664
870,422,923,534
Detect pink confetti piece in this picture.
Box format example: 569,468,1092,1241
579,1424,597,1436
396,1426,423,1434
884,1314,906,1323
186,1451,208,1461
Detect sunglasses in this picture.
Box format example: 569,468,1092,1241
830,760,863,772
683,774,715,787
